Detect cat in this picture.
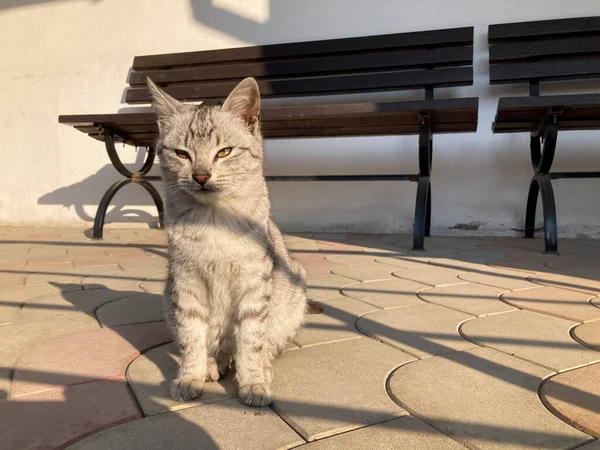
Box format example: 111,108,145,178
147,77,307,407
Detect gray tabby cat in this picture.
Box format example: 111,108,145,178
147,77,307,407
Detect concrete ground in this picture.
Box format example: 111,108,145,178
0,226,599,450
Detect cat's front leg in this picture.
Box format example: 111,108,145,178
167,277,210,401
234,279,272,407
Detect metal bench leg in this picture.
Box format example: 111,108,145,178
413,112,432,250
413,176,430,250
92,129,163,239
525,116,559,253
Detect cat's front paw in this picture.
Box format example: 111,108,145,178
239,383,271,407
171,378,204,402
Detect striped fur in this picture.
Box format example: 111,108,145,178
148,78,307,406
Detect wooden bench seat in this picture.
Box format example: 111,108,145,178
489,16,600,253
59,26,479,246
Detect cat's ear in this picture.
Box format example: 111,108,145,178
147,78,184,131
222,78,261,128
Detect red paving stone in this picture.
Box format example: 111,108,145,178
0,379,140,450
12,322,171,397
541,363,600,438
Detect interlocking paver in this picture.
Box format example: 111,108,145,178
294,294,377,347
341,278,426,309
357,304,474,357
572,321,600,351
541,363,600,438
388,347,591,449
529,272,600,296
392,265,464,287
18,288,141,323
0,379,140,450
293,253,346,278
12,321,171,397
306,274,356,301
81,267,165,291
118,256,167,271
67,398,304,450
375,255,432,270
501,287,600,322
297,415,467,449
419,283,513,316
0,282,82,324
271,338,412,441
458,267,538,290
0,316,99,399
127,343,235,416
331,263,397,282
486,256,554,274
139,274,167,294
461,310,600,370
96,294,164,327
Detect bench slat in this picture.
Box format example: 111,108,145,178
489,36,600,62
489,16,600,43
129,46,473,86
133,27,474,70
490,57,600,84
126,67,473,103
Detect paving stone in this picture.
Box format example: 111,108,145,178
298,416,467,450
118,256,167,271
331,263,397,282
0,378,140,450
0,316,99,400
271,338,412,441
0,256,28,267
294,295,378,347
324,252,380,266
0,283,83,324
18,288,142,323
544,255,600,273
357,304,474,357
577,440,600,449
0,271,26,287
572,321,600,351
419,283,513,316
306,274,356,301
139,275,167,294
127,343,235,416
96,294,164,327
388,347,590,450
81,267,165,291
392,266,464,287
486,256,554,274
458,267,539,290
541,363,600,438
454,249,511,264
529,272,600,296
293,253,346,278
341,278,427,309
461,310,600,371
375,255,432,270
28,245,68,257
69,252,143,268
501,287,600,322
23,263,107,285
67,398,303,450
12,321,171,397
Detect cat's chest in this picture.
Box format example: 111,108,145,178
170,227,267,265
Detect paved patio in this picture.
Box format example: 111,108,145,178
0,226,599,449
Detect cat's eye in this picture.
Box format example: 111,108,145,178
216,147,233,159
174,149,190,160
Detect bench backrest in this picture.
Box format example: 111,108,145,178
489,16,600,88
125,27,474,104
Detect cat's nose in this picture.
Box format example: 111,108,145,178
193,173,211,186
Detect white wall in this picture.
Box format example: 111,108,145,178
1,0,599,236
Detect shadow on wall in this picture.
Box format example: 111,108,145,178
37,148,162,228
0,0,103,12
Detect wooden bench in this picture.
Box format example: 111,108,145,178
489,16,600,253
59,26,479,248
